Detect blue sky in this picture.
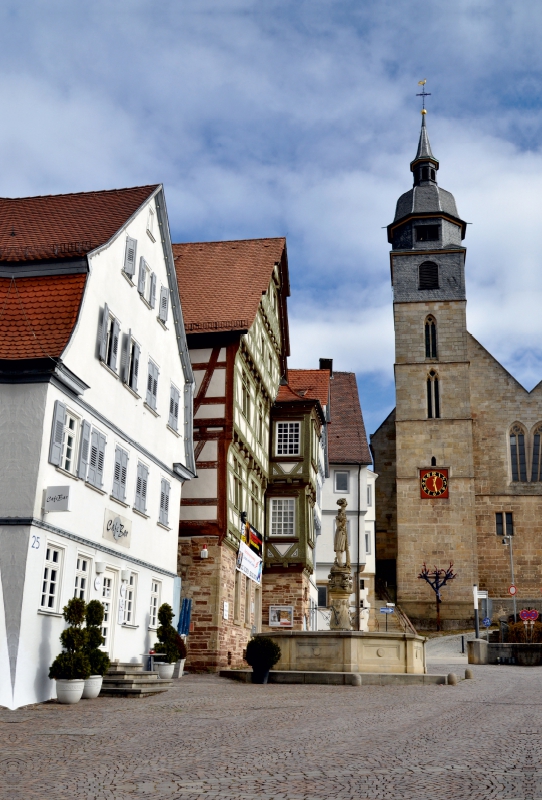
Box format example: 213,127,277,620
2,1,542,434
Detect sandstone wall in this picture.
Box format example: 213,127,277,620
261,569,311,632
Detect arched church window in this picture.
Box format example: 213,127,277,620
427,370,440,419
531,424,542,482
510,424,527,482
419,262,439,290
425,316,437,358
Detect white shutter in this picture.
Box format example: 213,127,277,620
87,429,99,485
158,286,169,323
146,362,153,406
135,463,148,513
120,449,129,502
99,303,109,362
169,385,180,430
109,318,120,372
112,446,122,499
49,400,66,466
96,432,106,487
77,419,91,479
151,363,159,409
149,273,157,309
123,237,137,277
137,257,146,295
159,479,170,525
131,342,140,392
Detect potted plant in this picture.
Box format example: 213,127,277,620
245,636,281,684
49,597,91,704
82,600,110,698
153,603,180,679
173,636,188,678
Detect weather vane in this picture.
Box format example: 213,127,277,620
416,79,431,115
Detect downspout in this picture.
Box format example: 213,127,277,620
356,463,361,630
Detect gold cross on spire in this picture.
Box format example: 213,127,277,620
416,79,431,115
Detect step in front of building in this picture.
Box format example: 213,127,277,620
101,662,172,697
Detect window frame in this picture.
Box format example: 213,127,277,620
496,512,514,537
60,409,81,475
317,585,328,608
123,572,138,624
425,316,438,359
276,421,301,456
73,553,91,601
149,579,161,628
418,261,439,290
269,497,296,537
510,424,527,482
427,370,440,419
334,470,350,493
40,543,64,612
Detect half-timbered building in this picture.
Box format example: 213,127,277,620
173,238,290,670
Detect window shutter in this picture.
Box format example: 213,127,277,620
120,449,129,501
121,330,131,383
131,342,140,392
99,303,109,361
112,446,122,499
159,286,169,323
137,257,146,295
135,463,149,513
151,363,159,409
146,362,153,406
149,273,157,308
87,429,99,486
123,237,137,277
49,400,66,466
109,318,120,372
159,479,170,525
168,385,180,429
96,432,106,487
77,419,91,479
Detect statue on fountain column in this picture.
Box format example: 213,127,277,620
328,498,353,630
333,498,351,568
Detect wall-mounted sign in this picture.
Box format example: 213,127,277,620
420,468,449,499
223,601,229,620
44,486,70,512
236,540,263,584
241,519,263,558
269,605,294,627
103,509,132,548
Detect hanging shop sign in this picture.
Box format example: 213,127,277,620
420,468,449,499
44,486,71,512
236,540,263,584
240,519,263,558
103,509,132,548
269,605,294,628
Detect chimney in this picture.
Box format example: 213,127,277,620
319,358,333,377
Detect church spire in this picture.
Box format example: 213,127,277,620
410,113,439,185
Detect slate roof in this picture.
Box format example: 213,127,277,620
411,114,438,166
0,274,86,359
328,372,371,465
173,238,288,334
393,185,459,222
0,185,158,262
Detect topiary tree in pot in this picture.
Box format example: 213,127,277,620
49,597,91,704
82,600,111,698
153,603,181,679
244,636,281,684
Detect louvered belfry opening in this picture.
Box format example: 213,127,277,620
418,261,439,290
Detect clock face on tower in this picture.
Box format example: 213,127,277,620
420,468,449,499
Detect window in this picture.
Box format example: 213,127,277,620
496,512,514,537
270,498,295,536
147,208,155,240
276,422,300,455
365,531,372,555
73,555,90,600
257,402,264,444
510,425,527,482
416,226,439,242
169,385,180,430
234,571,241,621
532,425,542,482
159,479,170,526
272,287,277,314
158,285,169,323
149,580,161,627
367,484,372,506
137,257,149,297
317,585,327,607
123,236,137,278
335,471,349,493
422,166,429,181
40,545,62,610
101,573,113,649
61,412,79,473
250,481,260,528
233,459,243,510
244,575,251,624
268,352,273,375
425,316,437,358
241,371,251,421
87,429,106,489
123,336,140,393
123,573,137,624
146,360,159,410
418,261,439,290
135,462,149,513
48,402,82,475
427,370,440,419
112,446,129,502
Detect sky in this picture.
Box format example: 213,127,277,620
2,1,542,434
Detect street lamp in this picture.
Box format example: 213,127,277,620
502,533,517,621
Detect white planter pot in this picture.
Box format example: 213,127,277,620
55,679,85,704
82,675,103,699
156,663,175,680
173,659,186,679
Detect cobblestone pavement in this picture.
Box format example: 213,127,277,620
2,664,542,799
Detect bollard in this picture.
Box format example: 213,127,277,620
351,673,362,686
464,668,474,680
447,672,458,685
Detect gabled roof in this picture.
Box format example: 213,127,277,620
0,185,159,262
0,274,86,359
173,238,290,339
285,369,331,409
328,372,371,465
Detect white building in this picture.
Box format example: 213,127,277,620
0,185,195,709
315,370,376,631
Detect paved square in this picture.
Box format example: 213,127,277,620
1,663,541,799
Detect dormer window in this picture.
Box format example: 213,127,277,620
416,226,439,242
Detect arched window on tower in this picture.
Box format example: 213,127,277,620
510,424,527,482
419,262,439,290
531,424,542,482
425,316,437,358
427,370,440,419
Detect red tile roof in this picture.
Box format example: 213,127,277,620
173,238,287,333
328,372,371,465
0,185,158,262
0,274,87,359
286,369,331,408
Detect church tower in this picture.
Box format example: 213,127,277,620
385,111,477,627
